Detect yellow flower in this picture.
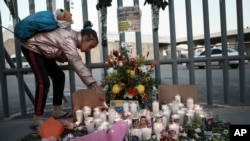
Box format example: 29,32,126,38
112,84,122,94
136,84,145,94
127,70,135,77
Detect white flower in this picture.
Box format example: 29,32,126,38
138,65,148,73
194,128,201,133
107,68,116,75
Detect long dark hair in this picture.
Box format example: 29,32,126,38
81,21,99,43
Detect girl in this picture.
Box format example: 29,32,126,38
21,21,105,129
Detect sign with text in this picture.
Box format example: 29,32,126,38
117,6,141,32
230,125,250,140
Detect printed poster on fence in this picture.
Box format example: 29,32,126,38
117,6,141,32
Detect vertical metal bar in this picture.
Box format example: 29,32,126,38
202,0,213,106
236,0,246,103
168,0,178,84
118,0,125,43
0,12,10,118
152,12,161,83
97,1,108,76
46,0,53,12
82,0,92,74
28,0,35,14
219,0,229,104
185,0,195,85
133,0,142,55
13,0,27,116
65,0,76,94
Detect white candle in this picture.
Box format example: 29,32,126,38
169,123,180,140
75,109,83,125
177,110,185,125
130,101,137,113
94,107,100,112
108,108,116,124
85,117,95,133
162,109,171,127
185,113,193,124
130,128,142,140
152,100,159,114
83,110,91,119
93,111,101,119
175,94,181,103
142,128,152,140
171,100,179,114
94,118,103,129
161,104,168,111
123,101,129,113
153,122,164,140
83,106,91,119
186,98,194,110
98,121,109,132
171,114,180,124
100,112,107,121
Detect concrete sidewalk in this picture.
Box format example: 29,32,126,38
0,105,250,141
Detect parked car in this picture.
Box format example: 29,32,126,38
186,47,248,69
9,54,30,68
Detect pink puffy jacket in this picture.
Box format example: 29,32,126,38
21,28,96,86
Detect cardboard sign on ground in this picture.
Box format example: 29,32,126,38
38,117,64,140
158,85,198,105
72,89,104,121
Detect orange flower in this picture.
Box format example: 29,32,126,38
150,60,157,68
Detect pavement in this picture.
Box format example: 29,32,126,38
0,103,250,141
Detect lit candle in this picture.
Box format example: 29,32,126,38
175,94,181,103
83,106,91,119
152,100,159,114
75,109,83,125
194,105,203,116
169,123,180,140
161,104,168,111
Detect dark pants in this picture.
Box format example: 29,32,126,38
21,47,65,116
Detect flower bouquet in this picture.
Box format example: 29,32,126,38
101,42,158,109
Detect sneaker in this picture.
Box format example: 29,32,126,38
30,117,43,130
52,109,71,119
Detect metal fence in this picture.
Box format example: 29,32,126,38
1,0,250,118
